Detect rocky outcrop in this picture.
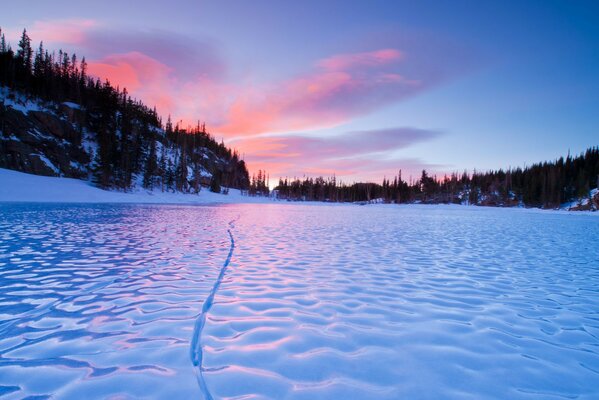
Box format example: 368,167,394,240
0,102,89,178
58,103,86,127
29,110,81,143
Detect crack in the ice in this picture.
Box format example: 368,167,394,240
190,215,239,400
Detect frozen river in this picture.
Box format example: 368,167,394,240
0,203,598,399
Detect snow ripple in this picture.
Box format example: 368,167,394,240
0,203,237,399
198,204,599,399
0,203,598,399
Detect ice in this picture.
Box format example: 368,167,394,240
0,203,598,399
199,204,599,399
0,203,237,399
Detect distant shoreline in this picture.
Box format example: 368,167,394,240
2,168,597,216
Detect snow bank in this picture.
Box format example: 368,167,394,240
1,168,597,214
0,168,272,204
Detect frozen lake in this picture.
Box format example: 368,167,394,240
0,203,598,399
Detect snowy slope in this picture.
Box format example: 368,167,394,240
0,168,269,204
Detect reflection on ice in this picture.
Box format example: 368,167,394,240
0,203,598,399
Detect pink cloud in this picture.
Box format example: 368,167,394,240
237,128,440,159
27,19,96,45
317,49,403,71
5,20,469,140
80,45,422,137
213,49,423,135
2,19,97,51
232,128,444,182
87,52,175,112
252,154,440,184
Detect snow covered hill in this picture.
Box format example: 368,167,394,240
0,86,249,194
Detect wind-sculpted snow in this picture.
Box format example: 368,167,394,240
0,203,598,399
201,205,599,399
0,203,238,399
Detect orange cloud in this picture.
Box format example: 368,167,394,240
7,20,463,140
83,46,419,138
212,49,421,136
88,52,175,112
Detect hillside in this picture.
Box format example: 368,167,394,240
0,28,249,194
0,167,273,204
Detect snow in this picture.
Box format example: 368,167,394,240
202,205,599,399
81,127,98,160
0,202,597,399
0,86,45,114
35,154,60,175
69,160,86,171
200,168,212,178
0,134,20,142
562,188,598,211
0,167,273,204
62,101,81,109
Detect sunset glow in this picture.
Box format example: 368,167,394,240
3,1,598,182
1,3,599,399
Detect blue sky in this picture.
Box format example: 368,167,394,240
2,0,598,181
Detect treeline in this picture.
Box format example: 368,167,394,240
275,147,599,208
0,28,249,192
248,169,270,196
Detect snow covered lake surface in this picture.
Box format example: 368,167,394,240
0,203,598,399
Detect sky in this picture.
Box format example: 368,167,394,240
2,0,598,183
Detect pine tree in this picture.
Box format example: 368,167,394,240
210,170,222,193
79,56,87,84
143,139,158,189
0,29,7,53
33,41,44,79
17,29,33,72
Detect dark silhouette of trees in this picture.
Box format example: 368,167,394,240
249,170,269,196
274,148,599,208
17,29,33,77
